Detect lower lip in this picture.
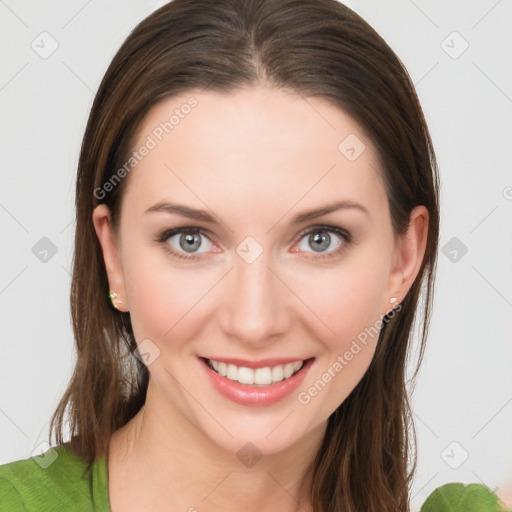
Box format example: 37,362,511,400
199,357,314,407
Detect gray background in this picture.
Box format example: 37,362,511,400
1,1,511,509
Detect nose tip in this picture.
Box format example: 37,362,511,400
219,256,289,345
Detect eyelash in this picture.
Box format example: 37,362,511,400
154,224,352,262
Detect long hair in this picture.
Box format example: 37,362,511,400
49,1,440,510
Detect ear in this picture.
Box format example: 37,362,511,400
383,205,429,315
92,204,129,312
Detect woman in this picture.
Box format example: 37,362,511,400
0,0,439,510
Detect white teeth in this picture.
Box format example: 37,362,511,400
238,367,254,385
272,365,284,382
217,362,227,376
254,367,272,385
283,363,295,379
207,359,305,386
226,364,238,380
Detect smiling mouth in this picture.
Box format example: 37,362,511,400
200,357,314,387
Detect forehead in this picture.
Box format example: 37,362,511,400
122,87,387,222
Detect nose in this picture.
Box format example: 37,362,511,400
219,251,290,346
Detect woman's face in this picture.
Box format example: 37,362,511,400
94,86,426,455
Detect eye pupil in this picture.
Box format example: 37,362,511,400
309,232,331,252
180,232,202,252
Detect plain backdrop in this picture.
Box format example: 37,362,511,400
1,1,511,510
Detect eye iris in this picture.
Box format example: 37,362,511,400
179,232,201,252
309,232,330,252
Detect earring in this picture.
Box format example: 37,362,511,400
386,296,399,316
108,290,123,310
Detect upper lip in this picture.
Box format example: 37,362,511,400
200,356,312,369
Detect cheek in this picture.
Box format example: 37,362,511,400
122,246,210,347
295,263,389,412
294,256,390,349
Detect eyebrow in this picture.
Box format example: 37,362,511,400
144,200,369,224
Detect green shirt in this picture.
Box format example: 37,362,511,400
0,444,111,511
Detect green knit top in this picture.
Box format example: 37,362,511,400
0,444,111,511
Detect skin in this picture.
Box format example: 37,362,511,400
93,86,428,512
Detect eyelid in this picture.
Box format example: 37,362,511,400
296,224,352,243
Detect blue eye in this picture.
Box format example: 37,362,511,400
155,225,352,261
296,226,351,258
157,228,213,260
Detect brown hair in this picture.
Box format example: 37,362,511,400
49,1,440,510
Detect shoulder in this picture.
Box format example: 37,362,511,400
0,444,111,511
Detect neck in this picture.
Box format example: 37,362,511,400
108,377,325,512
